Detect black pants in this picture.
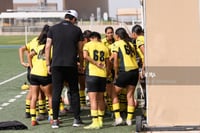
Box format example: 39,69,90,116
51,66,80,120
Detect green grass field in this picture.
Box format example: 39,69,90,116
0,35,36,45
0,37,137,133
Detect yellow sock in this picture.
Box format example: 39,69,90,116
119,89,127,112
79,90,86,106
104,92,109,111
91,110,98,124
107,98,113,111
25,100,30,114
39,100,46,115
127,105,135,120
30,109,36,121
45,97,49,113
91,110,98,117
59,98,65,111
113,103,120,119
104,92,107,101
36,101,39,117
49,109,53,120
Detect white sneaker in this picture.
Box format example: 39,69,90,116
72,119,84,127
126,120,132,126
51,120,59,129
112,117,123,126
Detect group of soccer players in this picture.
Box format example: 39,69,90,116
19,23,145,129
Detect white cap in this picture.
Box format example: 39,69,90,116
66,10,78,19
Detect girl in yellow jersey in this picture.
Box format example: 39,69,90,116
83,32,109,129
19,37,38,118
27,25,53,126
132,25,144,54
79,30,92,108
101,26,115,114
19,26,49,119
111,27,139,126
132,25,145,77
132,24,146,115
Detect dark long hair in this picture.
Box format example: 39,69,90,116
37,24,50,54
37,24,50,45
132,25,144,35
115,27,134,57
89,31,101,40
83,30,92,42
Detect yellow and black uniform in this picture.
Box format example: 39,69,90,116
136,36,144,48
101,38,113,51
112,39,139,125
29,44,53,123
101,37,115,112
136,35,146,112
112,40,139,87
83,41,109,92
102,38,115,81
24,37,38,118
25,37,38,82
30,44,52,86
136,36,144,63
26,37,38,51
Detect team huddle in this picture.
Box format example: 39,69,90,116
19,9,145,129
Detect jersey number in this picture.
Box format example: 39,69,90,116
37,50,45,60
124,45,135,55
93,50,105,61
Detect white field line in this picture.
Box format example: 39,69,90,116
0,91,27,110
1,103,10,107
0,72,27,110
15,95,22,98
0,72,27,86
8,99,16,102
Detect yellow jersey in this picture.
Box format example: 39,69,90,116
31,44,49,77
112,40,138,72
101,38,114,54
83,41,109,77
26,37,38,65
26,37,38,52
136,35,144,48
136,36,144,63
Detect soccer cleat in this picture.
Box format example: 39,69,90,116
31,121,39,126
99,121,103,128
21,82,29,90
112,117,123,126
36,114,45,121
51,120,59,129
25,112,31,118
50,119,62,125
126,120,132,126
72,118,84,127
84,123,100,129
59,109,67,116
67,107,74,113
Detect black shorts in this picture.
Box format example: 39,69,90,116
30,74,52,86
27,67,31,83
114,69,139,88
86,76,106,92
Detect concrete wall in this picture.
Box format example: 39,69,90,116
145,0,200,127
